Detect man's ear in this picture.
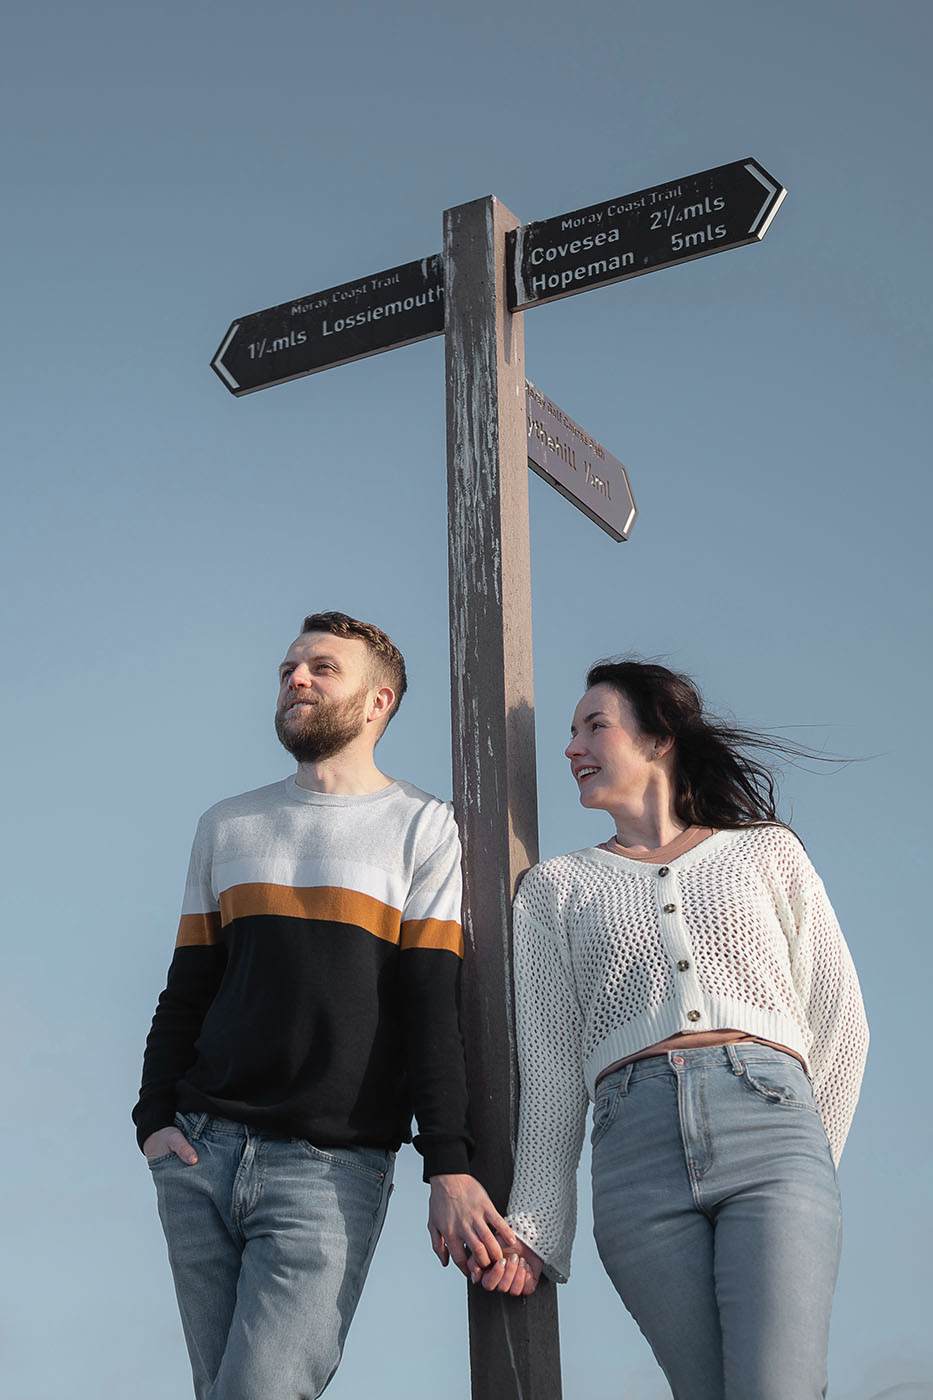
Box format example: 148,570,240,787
367,686,396,724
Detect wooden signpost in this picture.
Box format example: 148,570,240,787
211,158,786,1399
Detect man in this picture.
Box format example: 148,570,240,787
134,611,514,1399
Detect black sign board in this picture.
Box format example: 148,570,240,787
211,254,444,395
525,380,636,541
508,158,785,311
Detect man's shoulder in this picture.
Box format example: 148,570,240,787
391,778,454,819
195,778,291,828
387,779,458,847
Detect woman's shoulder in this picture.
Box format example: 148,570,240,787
714,823,813,880
715,822,804,852
515,848,608,902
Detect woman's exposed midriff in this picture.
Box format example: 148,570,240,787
596,1031,808,1087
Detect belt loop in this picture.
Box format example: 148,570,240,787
187,1112,209,1140
619,1062,634,1097
725,1043,744,1075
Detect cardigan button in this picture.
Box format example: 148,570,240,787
658,866,670,877
663,903,676,914
677,960,690,972
687,1010,701,1022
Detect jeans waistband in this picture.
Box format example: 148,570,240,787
176,1111,247,1140
599,1044,807,1092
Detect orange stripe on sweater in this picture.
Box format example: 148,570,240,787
400,918,463,957
218,883,402,945
176,912,223,948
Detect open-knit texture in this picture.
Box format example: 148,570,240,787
505,825,868,1282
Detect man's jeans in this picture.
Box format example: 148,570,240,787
150,1112,394,1400
591,1045,842,1400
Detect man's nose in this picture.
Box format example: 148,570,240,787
288,664,313,688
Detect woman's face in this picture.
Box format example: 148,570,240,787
565,683,658,814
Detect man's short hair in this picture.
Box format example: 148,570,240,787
301,611,408,728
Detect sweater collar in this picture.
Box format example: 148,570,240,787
575,827,739,874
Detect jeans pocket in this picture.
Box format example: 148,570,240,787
299,1141,389,1181
591,1081,622,1147
146,1150,177,1169
740,1061,818,1111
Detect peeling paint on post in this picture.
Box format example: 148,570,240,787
444,196,563,1399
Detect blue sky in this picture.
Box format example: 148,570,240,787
1,2,930,1396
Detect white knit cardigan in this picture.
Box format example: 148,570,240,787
505,825,869,1283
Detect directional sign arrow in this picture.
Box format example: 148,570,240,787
211,254,445,395
508,158,786,311
525,380,636,541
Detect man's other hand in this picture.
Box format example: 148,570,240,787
427,1174,516,1280
142,1126,198,1165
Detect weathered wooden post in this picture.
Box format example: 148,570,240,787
444,195,563,1398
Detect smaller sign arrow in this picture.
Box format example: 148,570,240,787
211,254,445,395
526,380,636,541
509,158,786,311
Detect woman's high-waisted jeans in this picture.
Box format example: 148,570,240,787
591,1045,841,1400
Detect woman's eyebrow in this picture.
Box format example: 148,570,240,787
570,711,608,735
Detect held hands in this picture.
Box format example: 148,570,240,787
142,1126,198,1165
478,1237,543,1297
428,1174,518,1280
427,1174,543,1297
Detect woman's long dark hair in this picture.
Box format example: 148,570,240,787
585,658,832,829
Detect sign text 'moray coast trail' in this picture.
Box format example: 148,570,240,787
211,254,444,395
508,157,786,311
525,380,636,542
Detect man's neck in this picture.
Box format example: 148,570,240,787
295,752,393,795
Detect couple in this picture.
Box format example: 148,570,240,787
135,611,868,1400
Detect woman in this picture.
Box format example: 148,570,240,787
481,659,868,1400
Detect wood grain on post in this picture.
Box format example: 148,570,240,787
444,195,563,1399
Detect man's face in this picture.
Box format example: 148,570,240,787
274,631,375,763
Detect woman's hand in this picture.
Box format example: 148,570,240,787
479,1238,544,1296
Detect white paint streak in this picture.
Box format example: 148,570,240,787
502,1319,526,1399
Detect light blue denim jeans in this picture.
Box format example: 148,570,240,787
149,1112,394,1400
591,1045,842,1400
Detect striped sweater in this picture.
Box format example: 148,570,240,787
134,776,471,1178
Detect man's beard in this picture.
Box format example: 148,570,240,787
274,687,369,763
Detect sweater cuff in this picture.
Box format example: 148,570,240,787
132,1096,178,1152
419,1137,473,1181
